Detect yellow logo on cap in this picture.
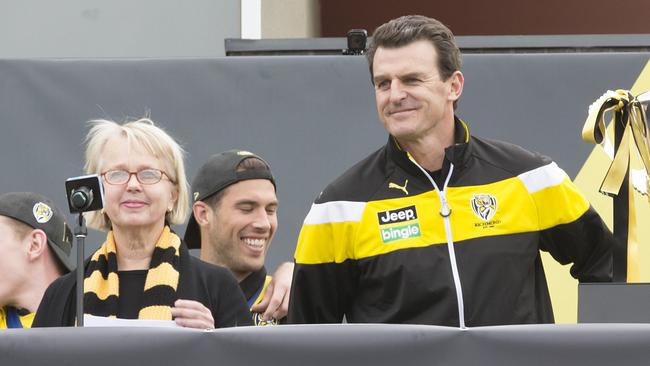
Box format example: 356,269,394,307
237,151,254,156
33,202,53,224
62,222,71,244
193,192,200,201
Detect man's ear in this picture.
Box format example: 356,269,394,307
26,229,48,262
192,201,213,226
448,70,464,102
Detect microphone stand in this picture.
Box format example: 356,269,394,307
74,212,86,327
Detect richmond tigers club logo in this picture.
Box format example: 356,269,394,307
470,194,497,221
33,202,53,223
253,312,278,326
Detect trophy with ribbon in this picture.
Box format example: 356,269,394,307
582,89,650,282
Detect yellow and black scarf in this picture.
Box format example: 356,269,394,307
83,226,181,319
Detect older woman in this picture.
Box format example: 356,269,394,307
34,118,252,328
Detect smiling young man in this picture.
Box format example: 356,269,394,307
0,192,73,329
288,15,614,327
185,150,292,325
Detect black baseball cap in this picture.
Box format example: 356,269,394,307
0,192,74,272
184,150,275,249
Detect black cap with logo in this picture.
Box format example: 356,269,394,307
184,150,275,249
0,192,74,272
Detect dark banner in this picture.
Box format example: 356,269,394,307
2,324,650,365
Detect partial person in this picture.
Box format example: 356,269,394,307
289,15,614,327
34,118,251,328
185,150,292,325
0,192,73,328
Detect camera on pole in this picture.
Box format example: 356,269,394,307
65,174,105,327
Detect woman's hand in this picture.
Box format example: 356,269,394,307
171,299,215,329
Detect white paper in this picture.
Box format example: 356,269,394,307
83,314,179,328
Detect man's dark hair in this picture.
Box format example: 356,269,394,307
366,15,462,84
204,157,271,210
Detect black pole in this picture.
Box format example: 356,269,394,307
74,213,86,326
612,110,630,282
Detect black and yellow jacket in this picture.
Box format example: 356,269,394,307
289,119,613,327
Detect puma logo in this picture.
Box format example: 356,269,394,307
388,179,409,195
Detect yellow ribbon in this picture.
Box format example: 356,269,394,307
582,89,650,198
582,89,650,281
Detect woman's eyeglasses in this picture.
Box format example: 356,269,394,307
101,169,173,185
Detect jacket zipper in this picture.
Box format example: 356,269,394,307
408,157,466,329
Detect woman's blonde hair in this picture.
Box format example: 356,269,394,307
83,117,189,231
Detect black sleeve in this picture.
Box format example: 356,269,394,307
540,206,614,282
179,255,252,328
288,261,357,324
32,273,76,327
213,269,253,327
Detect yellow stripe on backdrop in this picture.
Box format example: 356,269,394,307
544,59,650,323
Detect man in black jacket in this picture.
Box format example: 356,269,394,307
288,15,614,327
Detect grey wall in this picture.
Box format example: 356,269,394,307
459,52,645,178
0,52,648,271
0,56,382,269
0,0,239,57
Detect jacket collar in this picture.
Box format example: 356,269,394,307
239,266,267,302
387,116,472,178
445,117,472,168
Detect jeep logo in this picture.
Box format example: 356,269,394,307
377,205,417,225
